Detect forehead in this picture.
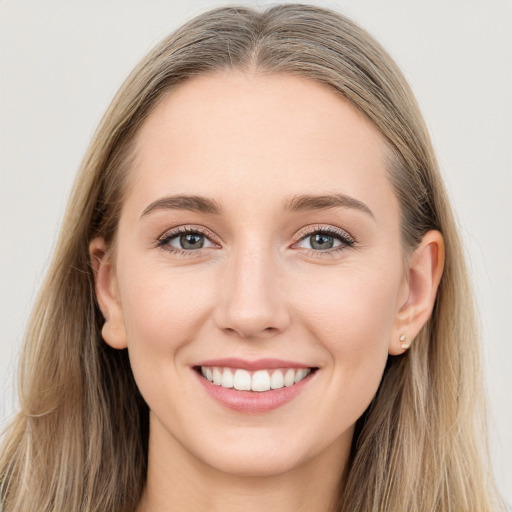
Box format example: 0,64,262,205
128,70,396,218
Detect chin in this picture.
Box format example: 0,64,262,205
205,450,306,478
188,429,322,478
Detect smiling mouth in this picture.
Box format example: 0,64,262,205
195,366,318,392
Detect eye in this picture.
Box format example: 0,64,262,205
300,233,340,250
167,232,213,250
293,226,355,254
156,226,219,254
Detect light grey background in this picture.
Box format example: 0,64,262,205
1,0,511,502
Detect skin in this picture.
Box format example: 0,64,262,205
90,71,444,512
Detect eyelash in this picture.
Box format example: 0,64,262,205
155,224,356,258
292,225,356,257
155,226,220,257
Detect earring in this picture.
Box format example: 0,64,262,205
399,334,410,350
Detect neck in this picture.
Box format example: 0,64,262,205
137,416,352,512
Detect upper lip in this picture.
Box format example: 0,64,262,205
195,358,313,371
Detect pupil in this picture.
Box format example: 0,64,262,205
180,233,204,249
310,234,334,250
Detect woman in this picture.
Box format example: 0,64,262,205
0,4,506,511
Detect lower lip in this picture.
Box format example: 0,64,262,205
194,369,316,414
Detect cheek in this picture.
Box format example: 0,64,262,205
294,260,400,343
290,261,402,412
115,258,216,394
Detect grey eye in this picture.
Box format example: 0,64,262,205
180,233,205,249
309,233,336,250
297,232,343,251
166,232,216,250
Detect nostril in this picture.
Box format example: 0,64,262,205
221,325,281,340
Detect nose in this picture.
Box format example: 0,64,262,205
214,247,291,339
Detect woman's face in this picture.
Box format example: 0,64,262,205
96,71,412,476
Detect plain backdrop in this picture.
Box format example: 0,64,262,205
1,0,511,503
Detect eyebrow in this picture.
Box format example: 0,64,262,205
140,192,374,219
141,195,223,217
282,193,374,218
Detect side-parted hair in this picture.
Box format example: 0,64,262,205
0,4,505,511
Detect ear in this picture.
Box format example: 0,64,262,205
389,230,445,355
89,237,128,350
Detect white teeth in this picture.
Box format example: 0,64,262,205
252,370,271,392
212,367,222,385
284,368,295,387
294,368,309,383
270,370,284,389
233,369,252,391
201,366,313,391
221,368,234,388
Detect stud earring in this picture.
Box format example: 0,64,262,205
399,334,410,350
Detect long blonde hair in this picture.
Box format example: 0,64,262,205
0,4,505,511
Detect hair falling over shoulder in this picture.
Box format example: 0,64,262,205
0,3,507,511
